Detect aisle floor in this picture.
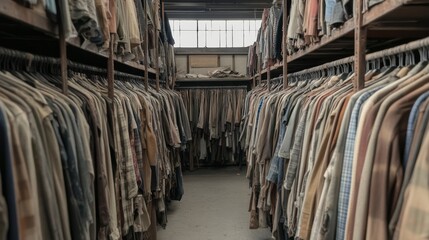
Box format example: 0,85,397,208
158,167,273,240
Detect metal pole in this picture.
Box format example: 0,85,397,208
354,0,366,91
155,33,160,92
144,0,149,91
59,19,68,95
57,0,68,95
257,42,262,86
154,2,160,92
162,0,169,89
108,33,115,99
282,0,288,89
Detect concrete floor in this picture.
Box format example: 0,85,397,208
158,167,273,240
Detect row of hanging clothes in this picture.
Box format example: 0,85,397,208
0,47,191,240
241,37,429,240
178,87,247,168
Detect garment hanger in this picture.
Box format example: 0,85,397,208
297,74,307,88
405,46,429,77
288,76,297,87
409,50,416,65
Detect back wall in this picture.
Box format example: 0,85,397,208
175,47,248,77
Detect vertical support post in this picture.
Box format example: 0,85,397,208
144,0,149,92
57,0,68,95
232,54,236,71
282,0,288,90
252,75,256,88
155,34,160,92
354,0,366,91
186,55,190,74
257,42,262,86
154,2,160,92
108,33,115,99
161,0,169,89
59,22,68,95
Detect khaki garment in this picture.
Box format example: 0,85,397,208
365,76,429,240
394,107,429,240
351,66,429,240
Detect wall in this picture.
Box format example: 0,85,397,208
175,48,248,77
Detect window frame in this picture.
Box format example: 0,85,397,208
170,19,261,48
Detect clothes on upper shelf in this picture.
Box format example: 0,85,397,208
179,88,247,167
247,0,386,75
208,67,245,78
241,61,429,240
247,42,259,76
0,69,191,240
12,0,176,86
247,1,287,75
178,67,245,79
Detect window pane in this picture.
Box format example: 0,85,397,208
226,21,233,31
249,20,256,30
211,20,225,30
181,30,197,47
180,20,197,30
227,20,244,31
220,31,227,47
244,31,257,47
198,31,206,47
198,20,210,31
255,20,262,30
170,20,178,31
207,31,220,47
233,30,244,47
244,20,250,31
226,31,233,47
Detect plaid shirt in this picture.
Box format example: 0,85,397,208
284,107,308,191
336,87,381,240
115,98,138,235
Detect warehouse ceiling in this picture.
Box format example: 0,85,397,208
164,0,272,19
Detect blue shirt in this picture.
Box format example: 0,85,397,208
403,91,429,167
336,86,383,240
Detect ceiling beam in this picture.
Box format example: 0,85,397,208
167,11,263,19
164,0,271,19
164,0,269,3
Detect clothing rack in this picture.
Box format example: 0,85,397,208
366,36,429,62
69,60,163,85
261,76,283,83
0,46,61,72
175,77,252,90
286,37,429,86
0,46,163,96
175,86,248,90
